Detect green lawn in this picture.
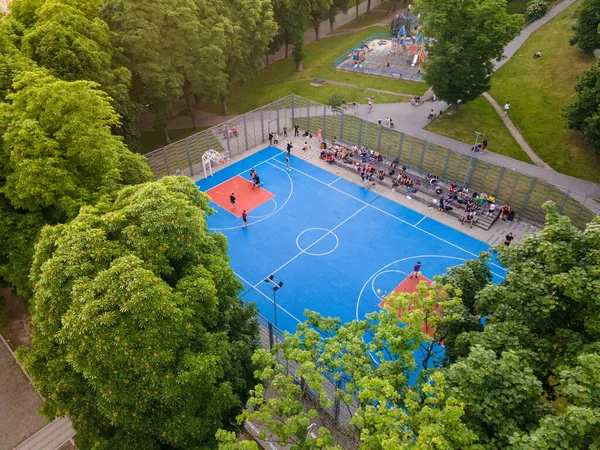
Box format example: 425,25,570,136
199,26,428,116
139,127,208,154
489,1,600,182
424,96,532,163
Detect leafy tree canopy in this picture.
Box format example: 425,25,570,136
570,0,600,53
566,61,600,154
18,176,260,449
417,0,523,107
0,70,150,299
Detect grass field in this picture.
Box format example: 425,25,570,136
424,96,532,163
199,26,428,116
489,1,600,182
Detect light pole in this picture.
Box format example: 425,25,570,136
264,274,284,335
462,131,485,189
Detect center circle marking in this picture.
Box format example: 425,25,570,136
296,228,339,256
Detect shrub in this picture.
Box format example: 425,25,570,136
526,0,548,21
327,94,346,108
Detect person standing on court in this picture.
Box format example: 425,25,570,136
242,210,248,227
504,233,514,246
269,131,273,145
409,261,421,279
287,142,293,156
285,153,291,171
294,124,299,137
283,126,288,138
229,193,236,210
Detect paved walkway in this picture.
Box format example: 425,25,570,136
13,418,74,450
482,93,553,169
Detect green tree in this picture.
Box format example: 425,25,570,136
288,1,310,71
308,0,333,41
417,0,523,111
0,71,150,299
216,0,277,114
327,0,351,32
19,1,138,147
570,0,600,53
566,61,600,154
101,0,228,142
267,0,291,66
238,280,480,449
18,176,260,449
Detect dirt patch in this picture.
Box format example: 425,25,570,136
0,340,47,450
0,287,32,350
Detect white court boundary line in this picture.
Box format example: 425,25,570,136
270,157,506,272
208,159,294,231
235,271,302,324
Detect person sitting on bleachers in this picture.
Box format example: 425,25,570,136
449,182,457,193
466,198,477,212
461,212,475,227
390,158,399,170
377,169,385,181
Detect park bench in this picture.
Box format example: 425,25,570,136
313,78,326,84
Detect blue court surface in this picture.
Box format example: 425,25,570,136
197,147,506,342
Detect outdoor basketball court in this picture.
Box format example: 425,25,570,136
197,146,506,344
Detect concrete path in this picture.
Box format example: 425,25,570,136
13,418,75,450
494,0,579,70
482,93,553,169
311,78,414,98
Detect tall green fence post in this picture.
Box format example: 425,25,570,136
184,137,194,177
162,147,171,175
419,140,427,169
243,113,249,151
340,111,345,141
323,105,327,139
260,107,265,143
276,100,280,133
291,94,295,125
307,99,311,132
377,125,383,152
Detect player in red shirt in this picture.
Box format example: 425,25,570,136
242,210,248,227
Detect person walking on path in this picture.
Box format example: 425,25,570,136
294,124,299,137
503,102,510,116
409,261,422,279
230,193,236,210
504,232,514,246
283,126,288,138
285,153,291,171
242,210,248,227
268,131,273,145
482,137,488,154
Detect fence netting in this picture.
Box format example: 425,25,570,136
145,94,600,228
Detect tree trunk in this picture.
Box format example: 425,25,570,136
296,61,303,72
355,1,359,18
329,18,334,32
451,103,459,114
314,25,320,41
284,37,289,58
164,127,171,144
265,52,270,68
183,84,198,130
367,0,371,12
221,96,228,115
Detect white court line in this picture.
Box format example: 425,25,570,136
235,271,302,324
199,154,279,192
328,177,341,186
414,216,426,227
208,160,294,231
271,158,505,272
252,196,369,285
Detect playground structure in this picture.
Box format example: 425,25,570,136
334,28,428,81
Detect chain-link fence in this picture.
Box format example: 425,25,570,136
144,94,600,229
256,314,357,430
